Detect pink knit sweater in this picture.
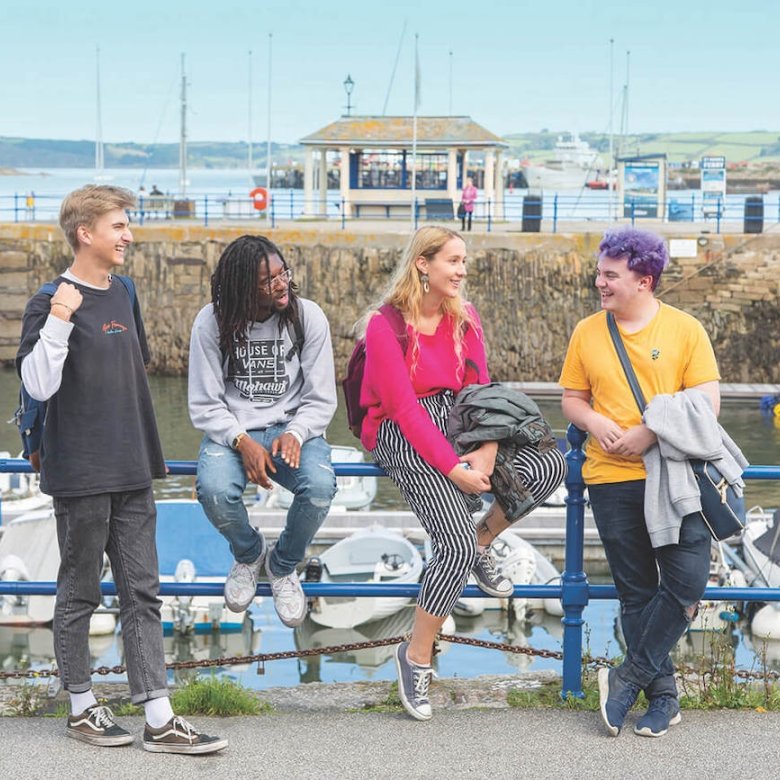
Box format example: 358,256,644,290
359,306,489,474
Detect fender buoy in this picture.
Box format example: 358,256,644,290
250,187,269,211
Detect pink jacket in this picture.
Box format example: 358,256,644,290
360,305,489,474
461,184,478,213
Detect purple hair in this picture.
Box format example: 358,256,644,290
598,227,669,290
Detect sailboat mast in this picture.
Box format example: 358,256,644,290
248,49,253,171
179,53,188,196
95,45,104,175
266,33,273,192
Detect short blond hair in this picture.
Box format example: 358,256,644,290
59,185,136,251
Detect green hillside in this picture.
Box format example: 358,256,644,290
502,131,780,165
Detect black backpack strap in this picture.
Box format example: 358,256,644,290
606,312,647,413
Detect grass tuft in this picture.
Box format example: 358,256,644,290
170,676,272,717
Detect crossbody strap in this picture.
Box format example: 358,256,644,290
606,312,647,414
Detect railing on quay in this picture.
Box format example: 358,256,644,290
1,429,779,700
2,190,778,235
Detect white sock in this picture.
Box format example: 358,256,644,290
70,690,98,716
144,696,175,728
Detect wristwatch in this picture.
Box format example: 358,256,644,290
232,432,247,449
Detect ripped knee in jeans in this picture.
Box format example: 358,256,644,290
684,602,700,623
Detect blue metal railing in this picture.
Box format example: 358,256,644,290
2,190,778,234
1,434,779,699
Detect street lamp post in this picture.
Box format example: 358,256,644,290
343,74,355,116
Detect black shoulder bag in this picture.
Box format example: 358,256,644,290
606,312,745,541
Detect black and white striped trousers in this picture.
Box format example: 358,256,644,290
373,390,567,617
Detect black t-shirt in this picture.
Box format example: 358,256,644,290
17,276,166,497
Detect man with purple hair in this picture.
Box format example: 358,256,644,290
559,227,721,738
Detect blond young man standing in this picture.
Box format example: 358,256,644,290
17,185,226,754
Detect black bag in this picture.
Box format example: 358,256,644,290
606,312,745,541
457,202,466,219
690,459,745,540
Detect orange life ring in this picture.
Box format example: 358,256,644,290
250,187,269,211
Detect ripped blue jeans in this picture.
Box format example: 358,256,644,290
196,427,336,576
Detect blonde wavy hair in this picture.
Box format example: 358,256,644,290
356,225,478,377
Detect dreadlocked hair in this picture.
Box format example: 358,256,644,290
210,234,300,355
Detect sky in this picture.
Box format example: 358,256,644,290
1,0,777,145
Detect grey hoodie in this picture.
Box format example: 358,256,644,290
642,388,748,547
188,298,336,447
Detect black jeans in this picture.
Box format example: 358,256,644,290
461,211,473,231
588,479,711,694
53,487,168,703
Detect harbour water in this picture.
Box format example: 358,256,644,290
2,167,778,226
1,369,779,690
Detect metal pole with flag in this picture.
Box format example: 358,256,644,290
411,34,420,229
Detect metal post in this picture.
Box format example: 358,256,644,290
139,196,145,226
414,198,419,230
561,424,589,699
14,193,19,223
204,195,209,227
716,196,722,234
487,198,492,232
553,194,558,234
630,198,636,226
341,198,346,231
271,198,276,229
690,192,695,223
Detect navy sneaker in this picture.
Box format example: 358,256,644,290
394,641,434,721
472,548,513,598
598,666,641,737
634,694,682,737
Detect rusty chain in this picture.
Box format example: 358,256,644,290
1,631,778,683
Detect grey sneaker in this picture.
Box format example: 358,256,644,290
67,704,134,747
143,715,228,755
265,549,306,627
634,695,682,737
472,547,513,598
224,545,266,613
394,641,434,721
598,666,641,737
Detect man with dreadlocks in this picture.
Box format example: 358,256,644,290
188,234,337,627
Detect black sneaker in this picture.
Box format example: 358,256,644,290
143,716,228,754
66,704,134,747
598,666,641,737
634,694,682,737
472,548,513,598
394,641,434,721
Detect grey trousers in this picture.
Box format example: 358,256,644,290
53,487,168,704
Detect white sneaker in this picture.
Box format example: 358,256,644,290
265,550,306,627
224,547,266,612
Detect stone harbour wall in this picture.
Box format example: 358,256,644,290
1,224,778,383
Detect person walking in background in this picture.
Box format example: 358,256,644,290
460,177,478,231
188,234,337,629
559,227,722,738
17,185,226,754
357,225,566,721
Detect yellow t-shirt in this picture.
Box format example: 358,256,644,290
559,303,720,484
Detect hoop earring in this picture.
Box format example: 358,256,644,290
421,273,430,294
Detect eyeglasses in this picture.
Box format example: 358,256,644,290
258,268,293,293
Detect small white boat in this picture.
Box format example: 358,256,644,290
0,509,115,634
0,451,52,527
155,500,253,634
304,526,423,629
741,507,780,589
